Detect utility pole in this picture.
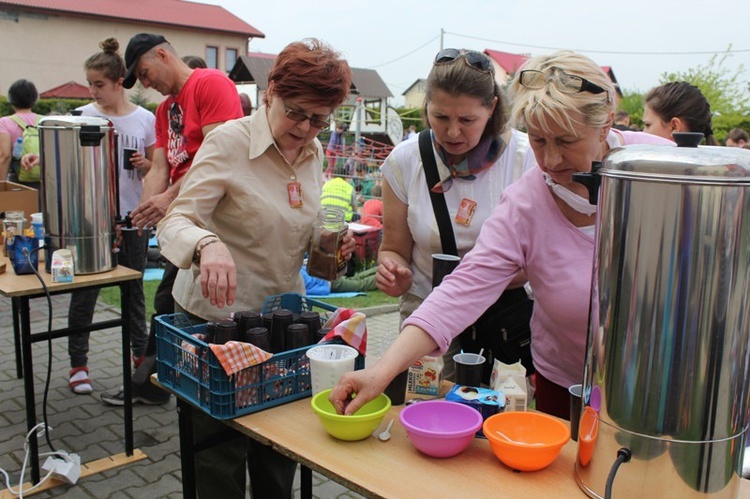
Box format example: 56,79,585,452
440,28,444,51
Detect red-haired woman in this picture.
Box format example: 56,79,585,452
157,39,353,498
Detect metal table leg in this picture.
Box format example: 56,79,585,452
17,296,40,483
119,281,134,455
12,298,23,379
177,398,197,499
301,465,313,499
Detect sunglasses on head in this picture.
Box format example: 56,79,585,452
519,69,608,98
282,101,330,130
434,48,492,73
169,102,184,135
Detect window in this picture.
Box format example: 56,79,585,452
205,46,218,69
226,48,238,72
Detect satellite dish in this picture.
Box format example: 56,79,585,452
386,107,404,146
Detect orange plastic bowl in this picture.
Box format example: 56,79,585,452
483,411,570,471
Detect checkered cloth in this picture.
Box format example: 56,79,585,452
209,341,273,376
320,308,367,355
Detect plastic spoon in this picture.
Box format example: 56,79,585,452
495,430,545,446
378,419,395,441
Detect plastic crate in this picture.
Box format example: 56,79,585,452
155,293,364,419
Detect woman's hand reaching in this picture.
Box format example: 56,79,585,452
376,257,413,297
198,239,237,309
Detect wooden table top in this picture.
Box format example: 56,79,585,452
226,394,587,498
226,395,750,498
0,254,141,298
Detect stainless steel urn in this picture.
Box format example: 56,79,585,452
39,116,118,274
574,135,750,498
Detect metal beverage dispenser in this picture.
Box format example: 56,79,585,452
573,133,750,498
38,116,118,274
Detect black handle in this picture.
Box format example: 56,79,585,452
572,161,603,205
79,126,104,147
672,132,704,147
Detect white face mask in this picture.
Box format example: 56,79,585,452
543,173,597,216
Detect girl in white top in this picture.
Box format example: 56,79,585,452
67,37,156,395
377,48,533,378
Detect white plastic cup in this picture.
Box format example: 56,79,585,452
306,344,358,395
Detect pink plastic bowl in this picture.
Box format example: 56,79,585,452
399,400,483,458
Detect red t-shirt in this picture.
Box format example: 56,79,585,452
154,69,243,183
360,199,383,228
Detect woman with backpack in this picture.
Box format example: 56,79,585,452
0,79,43,186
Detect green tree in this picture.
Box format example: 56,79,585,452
618,91,645,126
659,48,749,116
129,82,150,108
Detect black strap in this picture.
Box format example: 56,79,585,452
418,129,458,256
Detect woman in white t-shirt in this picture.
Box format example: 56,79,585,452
376,49,533,379
67,37,156,395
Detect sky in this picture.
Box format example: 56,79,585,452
202,0,750,106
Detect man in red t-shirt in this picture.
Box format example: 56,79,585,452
102,33,241,403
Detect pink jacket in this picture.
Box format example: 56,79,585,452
404,130,673,388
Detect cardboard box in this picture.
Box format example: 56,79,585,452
0,181,39,224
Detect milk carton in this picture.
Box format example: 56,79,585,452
406,355,443,399
490,360,528,412
51,249,74,283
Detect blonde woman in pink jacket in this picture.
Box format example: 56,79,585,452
332,50,673,419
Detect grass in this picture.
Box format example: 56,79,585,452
98,278,398,315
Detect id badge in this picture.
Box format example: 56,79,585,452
455,198,477,226
288,181,303,208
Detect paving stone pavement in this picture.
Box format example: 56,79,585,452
0,292,399,498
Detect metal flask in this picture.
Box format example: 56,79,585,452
572,133,750,498
39,115,118,274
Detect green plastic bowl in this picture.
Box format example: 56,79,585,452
311,389,392,441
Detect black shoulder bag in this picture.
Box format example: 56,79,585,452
418,130,534,378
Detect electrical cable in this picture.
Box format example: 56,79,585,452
0,423,60,498
444,30,750,56
604,447,632,499
23,245,57,453
369,34,440,68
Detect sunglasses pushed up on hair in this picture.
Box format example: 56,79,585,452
434,48,492,73
518,69,608,97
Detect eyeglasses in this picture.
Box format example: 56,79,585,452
518,69,607,97
169,102,184,135
282,101,330,130
434,48,492,73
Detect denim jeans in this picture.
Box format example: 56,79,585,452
68,230,149,368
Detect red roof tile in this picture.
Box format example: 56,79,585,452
40,81,92,99
0,0,264,37
484,49,529,74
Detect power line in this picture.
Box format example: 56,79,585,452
369,34,440,68
445,30,750,56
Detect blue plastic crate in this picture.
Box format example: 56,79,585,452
155,293,364,419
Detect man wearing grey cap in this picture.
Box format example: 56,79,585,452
101,32,259,498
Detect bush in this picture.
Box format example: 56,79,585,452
0,96,92,117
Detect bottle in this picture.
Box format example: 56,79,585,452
307,208,348,281
12,137,23,159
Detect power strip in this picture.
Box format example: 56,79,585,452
42,452,81,484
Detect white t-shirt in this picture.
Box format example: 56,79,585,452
78,104,156,214
381,129,533,301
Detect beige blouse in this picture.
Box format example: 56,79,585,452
157,107,324,321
